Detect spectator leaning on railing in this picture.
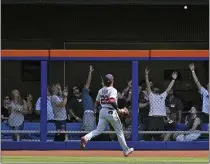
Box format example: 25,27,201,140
35,87,54,121
174,105,202,141
165,89,183,123
145,67,178,141
189,63,209,123
81,65,96,132
8,89,28,141
51,84,68,141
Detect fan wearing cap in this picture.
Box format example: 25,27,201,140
81,74,134,157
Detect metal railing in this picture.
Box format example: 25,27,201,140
2,130,208,141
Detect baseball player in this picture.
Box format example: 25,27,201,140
81,74,134,157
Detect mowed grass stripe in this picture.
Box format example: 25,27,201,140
2,156,208,163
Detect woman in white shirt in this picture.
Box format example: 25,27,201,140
8,89,28,141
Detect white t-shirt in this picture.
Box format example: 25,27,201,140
96,86,118,109
51,95,67,121
8,101,24,127
35,96,54,120
148,91,167,116
200,87,209,114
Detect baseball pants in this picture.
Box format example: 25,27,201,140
84,108,129,152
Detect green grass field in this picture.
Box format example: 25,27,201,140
2,156,208,163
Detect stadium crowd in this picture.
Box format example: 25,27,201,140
1,63,209,141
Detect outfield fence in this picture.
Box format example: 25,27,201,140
1,49,209,150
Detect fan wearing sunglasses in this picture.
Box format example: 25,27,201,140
1,96,11,121
68,86,83,122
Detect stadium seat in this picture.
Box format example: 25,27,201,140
47,123,56,139
66,123,82,140
1,121,9,130
175,123,187,131
176,123,209,131
24,122,40,130
201,123,209,131
1,121,12,139
47,123,56,131
198,123,209,141
47,122,83,140
1,122,84,140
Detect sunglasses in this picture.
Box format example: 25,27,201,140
73,87,79,91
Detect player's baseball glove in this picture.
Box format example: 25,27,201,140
118,107,129,117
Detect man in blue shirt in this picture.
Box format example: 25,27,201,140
189,63,209,123
82,65,96,132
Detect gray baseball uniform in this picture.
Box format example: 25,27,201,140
84,86,129,153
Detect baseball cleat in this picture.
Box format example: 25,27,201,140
80,136,87,149
124,148,134,157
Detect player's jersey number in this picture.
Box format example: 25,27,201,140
100,95,109,104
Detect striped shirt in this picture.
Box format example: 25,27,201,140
51,95,67,121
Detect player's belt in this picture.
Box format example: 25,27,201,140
104,107,114,110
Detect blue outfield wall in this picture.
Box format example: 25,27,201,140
2,141,209,150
